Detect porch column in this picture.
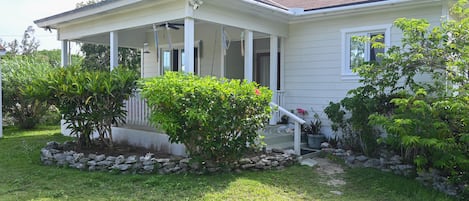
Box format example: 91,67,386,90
184,17,195,73
61,40,69,67
244,30,253,82
269,35,279,125
110,31,119,70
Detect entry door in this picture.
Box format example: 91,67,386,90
255,52,280,90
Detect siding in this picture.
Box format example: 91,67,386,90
283,5,443,135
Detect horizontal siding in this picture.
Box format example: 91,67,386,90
283,5,443,134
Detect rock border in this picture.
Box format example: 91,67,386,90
40,141,297,175
320,143,463,197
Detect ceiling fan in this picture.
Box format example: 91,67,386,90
151,22,184,60
156,22,184,30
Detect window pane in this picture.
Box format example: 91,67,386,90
162,50,171,74
370,33,385,63
181,49,185,72
350,39,365,69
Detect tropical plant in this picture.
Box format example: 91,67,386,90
1,55,55,129
26,66,138,148
140,72,272,164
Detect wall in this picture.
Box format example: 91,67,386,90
283,5,443,136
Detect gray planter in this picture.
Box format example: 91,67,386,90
307,134,325,149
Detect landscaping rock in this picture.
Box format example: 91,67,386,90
356,155,368,162
363,158,381,168
300,158,318,167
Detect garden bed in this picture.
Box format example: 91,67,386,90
40,141,297,174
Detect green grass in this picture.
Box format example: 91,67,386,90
0,126,455,201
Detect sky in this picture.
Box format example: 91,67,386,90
0,0,84,50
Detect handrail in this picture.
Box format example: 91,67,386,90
269,102,305,124
269,102,305,155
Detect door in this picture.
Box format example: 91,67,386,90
255,52,280,90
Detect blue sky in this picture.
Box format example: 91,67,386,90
0,0,83,50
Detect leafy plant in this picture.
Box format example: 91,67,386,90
140,72,272,164
303,113,322,135
1,55,55,129
26,66,138,148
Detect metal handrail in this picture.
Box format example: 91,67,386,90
269,102,305,155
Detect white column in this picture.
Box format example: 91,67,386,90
110,31,119,70
220,25,225,77
184,17,195,73
269,35,279,125
244,30,253,82
61,40,69,67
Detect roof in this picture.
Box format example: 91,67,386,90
256,0,387,11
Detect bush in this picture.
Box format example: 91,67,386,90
26,66,138,148
1,55,54,129
140,72,272,163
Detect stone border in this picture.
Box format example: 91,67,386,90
321,144,463,197
40,141,297,174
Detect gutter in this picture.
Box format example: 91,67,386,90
241,0,293,15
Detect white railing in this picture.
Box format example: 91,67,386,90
269,102,305,155
123,91,152,129
276,90,285,121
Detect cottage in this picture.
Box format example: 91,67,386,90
34,0,449,155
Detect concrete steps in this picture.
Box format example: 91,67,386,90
260,124,296,150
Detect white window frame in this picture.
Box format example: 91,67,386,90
341,24,391,79
159,41,201,75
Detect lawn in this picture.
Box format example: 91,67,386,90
0,126,454,201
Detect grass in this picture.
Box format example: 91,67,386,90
0,126,455,201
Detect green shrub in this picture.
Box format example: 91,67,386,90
1,55,55,129
26,66,138,148
140,72,272,163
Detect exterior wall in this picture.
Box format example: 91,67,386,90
283,5,443,136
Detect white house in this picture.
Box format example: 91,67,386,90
34,0,449,155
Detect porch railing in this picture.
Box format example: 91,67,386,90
123,91,152,129
269,102,305,155
275,90,285,121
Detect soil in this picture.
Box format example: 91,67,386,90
63,141,172,158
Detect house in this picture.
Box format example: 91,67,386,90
34,0,449,155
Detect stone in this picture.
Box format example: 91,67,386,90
143,160,156,166
321,142,330,148
79,158,89,163
97,160,113,166
41,148,52,158
115,155,125,164
53,153,66,162
179,158,190,163
356,155,368,162
155,158,170,163
255,161,265,169
106,156,117,161
62,141,75,150
300,158,318,167
143,165,154,172
88,154,97,160
87,160,97,166
95,154,106,162
125,155,138,164
113,164,131,171
207,167,219,173
345,156,355,164
390,155,402,164
241,164,256,169
271,160,279,167
239,158,252,165
163,162,176,169
265,148,273,154
272,148,284,153
363,158,381,168
49,149,61,154
189,161,201,170
45,141,60,150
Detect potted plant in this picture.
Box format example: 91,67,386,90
305,113,325,149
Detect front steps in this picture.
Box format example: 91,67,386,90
260,124,314,153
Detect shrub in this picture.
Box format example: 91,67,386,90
140,72,272,163
26,66,138,148
1,55,54,129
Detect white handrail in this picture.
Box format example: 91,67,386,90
269,102,305,155
269,102,305,124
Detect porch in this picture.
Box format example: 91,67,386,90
37,0,303,155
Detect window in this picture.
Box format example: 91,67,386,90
342,25,391,78
160,46,199,75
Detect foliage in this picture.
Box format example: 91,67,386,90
369,89,469,186
2,26,40,56
35,49,83,67
26,66,139,148
140,72,272,163
325,0,469,189
1,55,55,129
80,43,141,71
303,113,322,135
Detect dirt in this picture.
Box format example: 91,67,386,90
311,157,347,193
63,141,172,158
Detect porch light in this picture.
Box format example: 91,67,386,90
143,43,150,54
189,0,203,10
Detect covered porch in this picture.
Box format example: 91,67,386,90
35,0,298,155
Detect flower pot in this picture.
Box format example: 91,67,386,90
307,134,325,149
